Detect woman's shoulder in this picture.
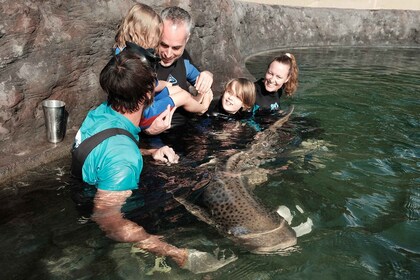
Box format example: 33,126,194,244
254,78,265,93
254,78,264,86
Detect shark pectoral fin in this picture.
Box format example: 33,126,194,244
292,217,313,237
172,195,217,227
277,204,313,238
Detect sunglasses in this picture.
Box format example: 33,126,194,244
125,41,161,72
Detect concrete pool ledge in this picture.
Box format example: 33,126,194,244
238,0,420,11
0,0,419,185
0,130,76,185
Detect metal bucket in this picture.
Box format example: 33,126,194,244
42,100,67,143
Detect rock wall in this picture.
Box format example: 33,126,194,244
0,0,419,182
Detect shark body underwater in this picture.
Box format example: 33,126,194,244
157,106,300,254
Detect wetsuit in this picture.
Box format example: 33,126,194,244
205,98,252,120
157,51,201,128
254,78,284,113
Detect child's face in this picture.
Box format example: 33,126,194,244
222,85,243,114
264,61,290,92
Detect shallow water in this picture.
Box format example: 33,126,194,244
1,47,419,279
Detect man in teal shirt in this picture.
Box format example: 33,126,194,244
75,103,143,190
72,48,188,267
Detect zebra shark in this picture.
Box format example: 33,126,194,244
172,106,298,253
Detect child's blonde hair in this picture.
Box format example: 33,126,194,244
114,3,163,50
225,78,256,111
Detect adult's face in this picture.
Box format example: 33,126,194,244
158,20,189,67
263,61,290,93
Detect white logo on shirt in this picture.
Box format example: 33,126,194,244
271,103,279,111
167,74,178,85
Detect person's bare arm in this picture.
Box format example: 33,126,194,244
154,80,171,93
92,189,188,266
169,87,213,115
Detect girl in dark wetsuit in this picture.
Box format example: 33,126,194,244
254,53,299,114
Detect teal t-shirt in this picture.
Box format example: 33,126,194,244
75,103,142,191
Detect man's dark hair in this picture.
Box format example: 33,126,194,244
100,48,155,114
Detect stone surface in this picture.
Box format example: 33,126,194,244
0,0,419,183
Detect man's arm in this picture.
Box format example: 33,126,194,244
184,56,213,95
92,189,188,266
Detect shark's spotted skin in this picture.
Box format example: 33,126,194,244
202,173,281,234
146,108,297,253
172,107,298,253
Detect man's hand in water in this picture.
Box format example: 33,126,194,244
144,105,175,135
153,145,179,164
141,145,179,164
135,235,188,267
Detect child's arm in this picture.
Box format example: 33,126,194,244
168,86,213,115
155,80,171,93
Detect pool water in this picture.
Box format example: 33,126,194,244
1,47,419,279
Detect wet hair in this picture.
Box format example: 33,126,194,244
114,3,163,50
160,6,193,35
225,78,256,111
269,53,299,96
100,48,155,114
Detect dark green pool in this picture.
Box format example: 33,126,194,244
245,47,420,279
0,47,419,279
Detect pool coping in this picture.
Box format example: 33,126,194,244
0,131,76,185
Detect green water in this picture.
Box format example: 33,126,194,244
246,47,420,279
0,47,419,279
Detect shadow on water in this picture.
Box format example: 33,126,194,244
1,47,419,279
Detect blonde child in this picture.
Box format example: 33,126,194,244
114,3,161,53
113,4,212,130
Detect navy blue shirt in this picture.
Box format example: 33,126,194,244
157,51,201,127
